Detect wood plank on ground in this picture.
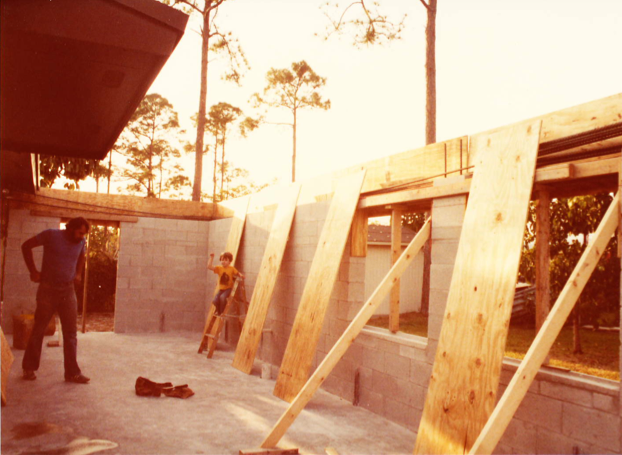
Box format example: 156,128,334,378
272,171,366,402
232,184,301,374
1,327,14,406
469,192,620,455
261,220,430,448
199,195,251,353
414,120,542,454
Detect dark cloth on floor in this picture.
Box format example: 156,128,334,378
135,377,194,399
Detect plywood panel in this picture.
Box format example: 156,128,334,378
470,192,619,455
232,184,301,374
1,328,14,406
414,120,542,454
262,221,430,448
273,171,366,402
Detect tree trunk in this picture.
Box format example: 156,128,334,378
192,6,211,202
221,130,226,200
107,151,112,194
292,110,297,182
424,0,437,146
213,137,218,203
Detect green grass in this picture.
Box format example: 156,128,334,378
367,312,620,381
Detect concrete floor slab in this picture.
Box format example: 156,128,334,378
2,332,416,454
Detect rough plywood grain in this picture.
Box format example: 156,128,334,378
1,328,14,406
273,171,366,402
414,120,542,454
232,184,301,374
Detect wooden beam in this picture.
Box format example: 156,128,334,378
359,157,620,211
469,192,619,455
389,208,402,333
350,210,368,257
232,184,301,374
273,171,366,402
414,120,542,454
30,209,138,224
535,189,551,333
261,220,430,449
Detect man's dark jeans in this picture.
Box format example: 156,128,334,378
22,282,81,377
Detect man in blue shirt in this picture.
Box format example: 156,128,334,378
21,217,91,384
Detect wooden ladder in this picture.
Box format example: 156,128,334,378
198,279,248,359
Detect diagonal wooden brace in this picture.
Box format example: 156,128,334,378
469,192,620,455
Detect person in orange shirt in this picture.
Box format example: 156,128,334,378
207,252,244,314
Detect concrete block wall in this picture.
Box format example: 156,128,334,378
225,184,622,454
115,217,209,333
2,209,60,333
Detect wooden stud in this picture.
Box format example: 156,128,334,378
273,171,366,402
350,210,368,257
535,189,551,334
261,221,430,448
414,120,542,455
232,184,301,374
389,208,402,333
469,192,619,455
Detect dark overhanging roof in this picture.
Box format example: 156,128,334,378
0,0,188,165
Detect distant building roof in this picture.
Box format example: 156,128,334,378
367,225,417,245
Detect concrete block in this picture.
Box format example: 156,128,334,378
355,333,378,350
384,352,411,379
536,427,592,455
431,226,463,241
429,264,455,291
410,360,432,388
347,282,366,303
592,392,618,414
358,387,384,414
562,402,621,452
515,393,563,433
540,380,593,408
164,245,185,257
428,288,449,316
498,417,537,454
430,240,459,266
399,344,427,361
362,347,386,371
427,313,444,342
431,202,465,228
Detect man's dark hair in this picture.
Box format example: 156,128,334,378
66,217,90,233
220,252,233,262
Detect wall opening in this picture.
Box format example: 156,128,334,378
364,213,428,338
62,220,120,333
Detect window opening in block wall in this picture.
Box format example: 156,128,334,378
509,191,619,381
61,220,120,333
364,213,429,338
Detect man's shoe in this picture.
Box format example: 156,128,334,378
22,370,36,380
65,374,90,384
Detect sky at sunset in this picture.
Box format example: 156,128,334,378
79,0,622,193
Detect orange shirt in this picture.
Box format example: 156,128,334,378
213,265,238,290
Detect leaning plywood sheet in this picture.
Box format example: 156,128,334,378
199,195,251,353
1,327,14,406
273,171,366,402
470,193,620,455
232,184,302,374
414,120,542,454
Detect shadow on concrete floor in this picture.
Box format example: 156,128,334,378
2,332,416,455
